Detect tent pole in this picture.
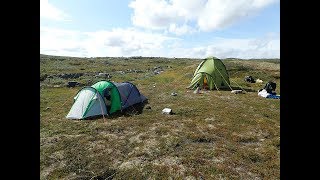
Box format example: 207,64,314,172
97,92,106,121
230,79,247,92
215,67,233,91
213,81,220,91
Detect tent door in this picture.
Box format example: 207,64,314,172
103,88,112,111
203,74,209,89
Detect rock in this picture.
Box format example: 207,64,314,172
98,72,106,76
58,73,83,79
97,72,110,78
153,66,164,75
162,108,173,115
171,92,177,96
117,71,125,74
67,81,79,87
45,107,51,110
134,70,144,73
155,70,164,75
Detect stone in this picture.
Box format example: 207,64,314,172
171,92,177,96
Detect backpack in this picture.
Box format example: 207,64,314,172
264,81,276,94
244,76,255,83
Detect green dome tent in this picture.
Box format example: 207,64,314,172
66,81,147,120
188,56,231,90
91,81,122,114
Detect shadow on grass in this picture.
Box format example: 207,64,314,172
110,100,149,118
194,86,257,93
215,86,256,92
92,168,117,180
230,87,257,92
82,100,149,120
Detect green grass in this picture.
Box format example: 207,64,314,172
40,55,280,179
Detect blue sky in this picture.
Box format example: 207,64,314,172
40,0,280,59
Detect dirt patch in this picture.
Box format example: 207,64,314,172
99,132,119,140
212,157,225,163
205,117,216,122
142,139,160,156
40,160,66,179
129,133,145,144
207,124,217,130
118,157,145,170
152,156,186,177
87,140,108,151
234,166,261,180
49,150,65,161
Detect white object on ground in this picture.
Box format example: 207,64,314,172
171,92,177,96
162,108,172,115
231,90,243,94
258,89,280,99
256,79,263,83
258,89,269,97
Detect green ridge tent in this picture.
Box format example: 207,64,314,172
188,56,231,90
66,81,147,120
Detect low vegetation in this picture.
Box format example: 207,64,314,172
40,54,280,179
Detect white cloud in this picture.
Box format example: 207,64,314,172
128,0,204,34
40,27,178,57
129,0,278,34
40,0,70,21
198,0,278,31
168,33,280,59
168,24,197,35
41,26,279,59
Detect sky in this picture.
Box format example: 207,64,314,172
40,0,280,59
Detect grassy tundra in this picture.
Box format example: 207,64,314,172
40,54,280,179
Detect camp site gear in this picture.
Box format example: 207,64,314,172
244,76,255,83
263,81,277,94
66,81,147,120
258,89,280,99
188,56,230,90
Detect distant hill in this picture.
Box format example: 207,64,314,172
41,54,280,61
